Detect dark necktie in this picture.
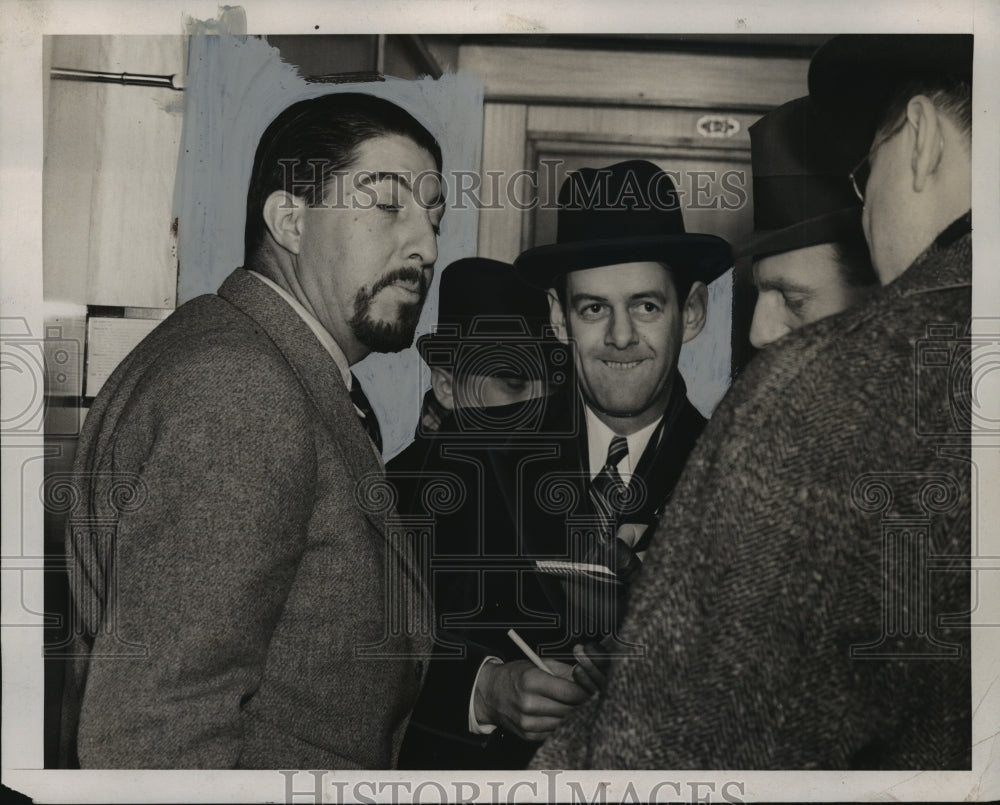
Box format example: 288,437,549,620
589,436,629,526
588,436,641,583
349,373,382,453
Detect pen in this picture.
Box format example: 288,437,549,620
507,629,554,675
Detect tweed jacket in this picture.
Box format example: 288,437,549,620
389,378,707,768
532,215,972,770
62,268,432,769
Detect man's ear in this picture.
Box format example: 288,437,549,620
262,190,307,254
547,289,569,344
906,95,945,194
430,368,456,411
681,281,708,343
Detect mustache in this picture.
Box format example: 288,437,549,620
371,267,431,299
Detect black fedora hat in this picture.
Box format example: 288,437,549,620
808,34,973,144
737,96,871,260
514,160,732,290
418,257,567,382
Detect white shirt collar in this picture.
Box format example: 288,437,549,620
248,270,352,389
584,403,663,484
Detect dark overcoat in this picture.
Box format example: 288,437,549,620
390,377,707,768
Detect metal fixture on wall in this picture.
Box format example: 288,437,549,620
50,67,184,91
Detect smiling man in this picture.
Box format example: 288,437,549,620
62,93,444,769
406,160,732,769
551,259,700,431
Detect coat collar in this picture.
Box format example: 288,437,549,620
217,268,386,490
893,211,972,298
564,371,696,479
512,374,706,553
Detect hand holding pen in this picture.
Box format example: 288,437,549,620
508,629,609,696
472,629,588,742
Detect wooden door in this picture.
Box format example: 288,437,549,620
460,42,809,409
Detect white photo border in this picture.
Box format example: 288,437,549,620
2,0,998,802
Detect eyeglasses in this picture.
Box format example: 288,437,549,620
849,152,872,203
848,116,909,203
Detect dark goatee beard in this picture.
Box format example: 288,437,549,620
349,267,429,353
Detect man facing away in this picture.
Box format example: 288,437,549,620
61,93,445,769
533,33,973,770
742,95,879,348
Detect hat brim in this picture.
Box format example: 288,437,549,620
513,233,733,290
735,205,863,261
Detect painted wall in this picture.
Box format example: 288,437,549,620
174,33,485,459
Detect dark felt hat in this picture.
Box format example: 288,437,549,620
737,96,870,260
808,34,973,145
514,160,732,289
418,257,567,382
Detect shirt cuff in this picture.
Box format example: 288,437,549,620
468,656,503,735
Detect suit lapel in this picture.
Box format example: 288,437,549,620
629,376,698,521
513,388,590,557
217,270,434,606
217,269,385,522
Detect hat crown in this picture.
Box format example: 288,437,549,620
556,160,688,246
434,257,549,338
748,96,865,232
808,34,973,144
513,160,733,290
420,257,565,382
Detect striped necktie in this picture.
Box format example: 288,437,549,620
589,436,629,533
588,435,642,582
349,373,383,453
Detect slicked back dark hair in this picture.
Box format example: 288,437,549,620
243,93,443,260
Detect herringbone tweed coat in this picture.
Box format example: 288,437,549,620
532,215,972,770
62,268,432,768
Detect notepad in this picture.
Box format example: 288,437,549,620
534,560,621,584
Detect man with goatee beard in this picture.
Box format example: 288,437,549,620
61,93,445,769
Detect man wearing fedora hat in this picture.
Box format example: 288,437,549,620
387,256,570,768
388,255,565,562
385,160,730,769
423,159,731,767
397,256,561,442
532,34,972,770
742,96,879,348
